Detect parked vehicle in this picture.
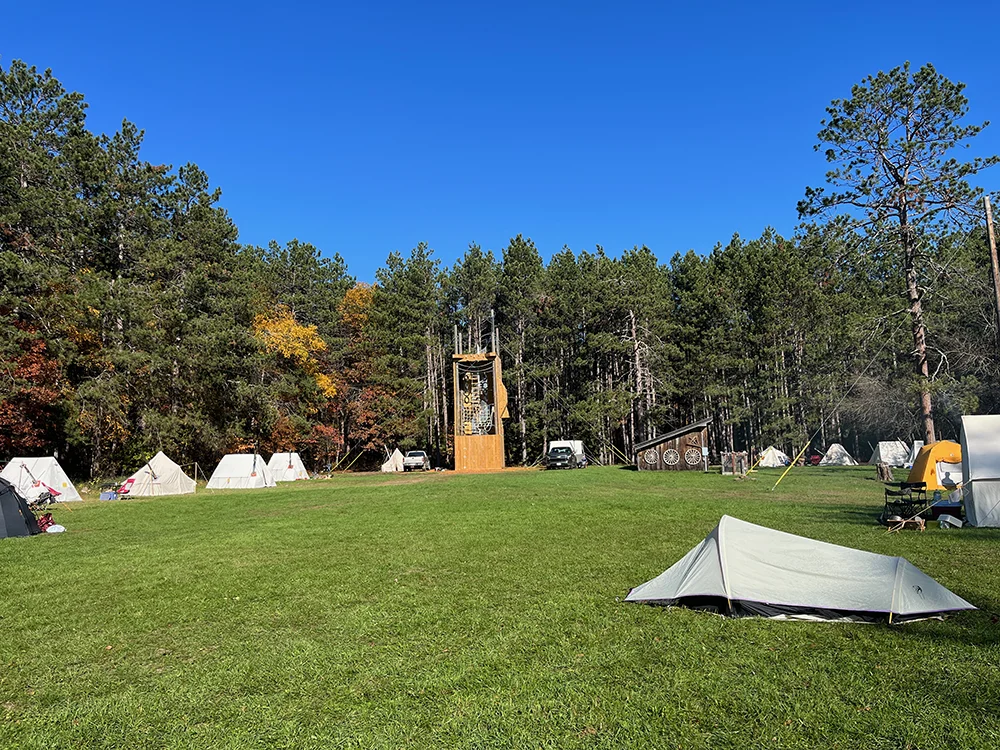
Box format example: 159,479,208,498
545,440,586,469
403,450,431,471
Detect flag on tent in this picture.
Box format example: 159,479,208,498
206,454,276,489
0,457,81,502
625,516,974,623
120,452,196,497
267,452,309,481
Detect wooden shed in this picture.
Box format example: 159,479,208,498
634,418,712,471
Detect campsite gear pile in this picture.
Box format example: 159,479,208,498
626,516,974,623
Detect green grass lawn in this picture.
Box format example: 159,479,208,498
1,466,998,749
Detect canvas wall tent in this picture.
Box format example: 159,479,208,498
205,454,276,489
869,440,910,467
818,444,858,466
120,452,196,497
380,449,404,473
961,415,1000,528
267,452,309,482
906,441,925,467
0,478,40,539
906,441,963,492
625,516,974,623
758,446,790,468
0,457,81,502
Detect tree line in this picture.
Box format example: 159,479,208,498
2,59,999,478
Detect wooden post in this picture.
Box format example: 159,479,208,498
985,196,1000,344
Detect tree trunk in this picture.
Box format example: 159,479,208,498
901,214,936,443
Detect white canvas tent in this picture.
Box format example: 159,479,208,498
0,457,81,502
757,446,790,468
120,451,195,497
267,452,309,482
869,440,910,467
961,415,1000,527
819,443,858,466
206,454,275,489
380,448,404,473
625,516,974,623
906,440,925,467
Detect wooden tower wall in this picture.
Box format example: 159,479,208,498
453,352,508,472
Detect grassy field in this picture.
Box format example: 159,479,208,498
1,465,998,749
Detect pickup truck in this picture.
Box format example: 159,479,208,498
403,450,431,471
545,440,586,469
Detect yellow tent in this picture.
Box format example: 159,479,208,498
906,441,963,491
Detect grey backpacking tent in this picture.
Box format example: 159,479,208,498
625,516,974,623
0,477,41,539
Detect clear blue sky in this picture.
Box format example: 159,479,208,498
5,1,1000,281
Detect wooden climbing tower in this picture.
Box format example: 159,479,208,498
453,319,508,472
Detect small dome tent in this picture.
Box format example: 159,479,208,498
267,452,309,482
206,454,276,489
819,444,858,466
0,478,41,539
625,516,974,623
0,457,81,502
120,452,196,497
906,441,963,492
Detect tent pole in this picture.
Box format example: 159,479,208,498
770,443,811,491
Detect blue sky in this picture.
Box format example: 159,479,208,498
5,1,1000,280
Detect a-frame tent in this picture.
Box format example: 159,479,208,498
267,452,309,481
625,516,974,623
206,454,276,489
380,449,405,473
0,477,41,539
758,446,790,468
120,451,196,497
0,457,81,502
818,444,858,466
869,440,910,467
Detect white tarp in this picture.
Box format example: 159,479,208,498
961,415,1000,527
267,452,309,482
819,443,858,466
206,454,276,489
906,441,925,467
625,515,974,622
120,451,196,497
869,440,910,467
380,448,404,473
758,446,790,468
0,457,81,502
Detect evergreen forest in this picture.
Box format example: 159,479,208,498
3,59,999,477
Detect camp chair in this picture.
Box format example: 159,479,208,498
881,487,925,524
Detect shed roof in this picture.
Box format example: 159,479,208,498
634,417,712,452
